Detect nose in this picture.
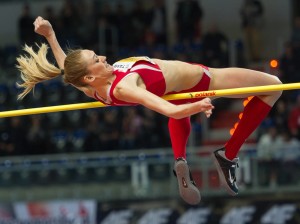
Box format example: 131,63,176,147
100,56,106,62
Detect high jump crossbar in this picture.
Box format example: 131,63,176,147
0,83,299,118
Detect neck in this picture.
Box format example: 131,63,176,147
91,74,115,100
91,82,111,100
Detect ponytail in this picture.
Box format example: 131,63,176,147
16,43,61,99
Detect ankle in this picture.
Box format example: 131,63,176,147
219,150,233,161
175,157,187,162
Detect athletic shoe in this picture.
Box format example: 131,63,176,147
213,148,239,195
173,157,201,205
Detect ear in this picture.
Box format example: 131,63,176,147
83,74,95,83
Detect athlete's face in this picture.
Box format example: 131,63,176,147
81,50,113,80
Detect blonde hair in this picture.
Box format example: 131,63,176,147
16,43,89,100
63,49,89,87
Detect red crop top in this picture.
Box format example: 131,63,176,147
94,57,212,106
94,57,166,106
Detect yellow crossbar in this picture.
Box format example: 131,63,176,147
0,83,299,118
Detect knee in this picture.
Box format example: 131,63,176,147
271,75,283,99
275,90,283,101
273,75,282,85
258,75,282,105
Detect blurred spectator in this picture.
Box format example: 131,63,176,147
129,0,148,47
146,0,167,45
26,115,52,155
5,117,28,156
275,131,300,161
95,3,121,57
269,99,290,134
275,131,300,185
113,3,130,48
43,6,58,30
288,94,300,140
290,17,300,82
59,0,80,46
140,108,161,148
119,107,143,149
191,113,203,146
279,42,299,84
256,126,281,186
202,23,229,67
18,4,36,46
42,5,65,49
290,16,300,47
136,28,158,57
240,0,264,62
93,1,115,25
83,110,101,151
257,126,281,160
98,109,120,151
75,0,94,48
175,0,203,43
0,119,14,156
0,84,11,109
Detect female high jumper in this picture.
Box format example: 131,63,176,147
16,16,282,205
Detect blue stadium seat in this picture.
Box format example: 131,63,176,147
44,80,63,105
71,129,87,152
0,84,10,106
51,130,71,153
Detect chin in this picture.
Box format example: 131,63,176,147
107,66,114,72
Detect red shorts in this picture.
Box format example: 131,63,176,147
167,64,211,105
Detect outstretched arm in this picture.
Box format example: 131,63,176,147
33,16,66,69
114,80,214,119
33,17,95,98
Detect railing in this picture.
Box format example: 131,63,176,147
0,144,299,202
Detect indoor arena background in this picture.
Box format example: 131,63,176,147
0,0,299,223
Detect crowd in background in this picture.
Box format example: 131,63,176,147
0,0,230,157
0,0,300,178
15,0,231,67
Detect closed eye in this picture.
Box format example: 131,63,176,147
94,53,99,63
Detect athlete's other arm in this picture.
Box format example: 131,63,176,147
33,16,66,69
114,77,214,119
33,17,95,98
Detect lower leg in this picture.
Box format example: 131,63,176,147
168,117,191,159
209,68,282,194
169,117,201,204
225,96,273,160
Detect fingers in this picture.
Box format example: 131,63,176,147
37,16,45,23
205,109,213,118
202,97,212,104
202,100,214,110
33,16,40,25
33,16,45,28
199,98,214,118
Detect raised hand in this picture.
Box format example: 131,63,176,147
33,16,54,38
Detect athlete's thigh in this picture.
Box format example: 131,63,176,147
208,67,281,98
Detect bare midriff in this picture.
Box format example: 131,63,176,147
152,59,205,94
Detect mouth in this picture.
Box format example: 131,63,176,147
105,61,112,70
